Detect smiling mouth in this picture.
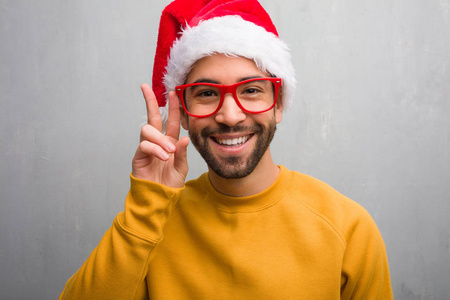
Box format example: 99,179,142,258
212,134,252,146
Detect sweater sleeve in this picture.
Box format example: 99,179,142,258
59,175,183,300
340,208,393,300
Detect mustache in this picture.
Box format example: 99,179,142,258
200,124,263,138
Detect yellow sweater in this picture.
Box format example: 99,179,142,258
60,166,393,299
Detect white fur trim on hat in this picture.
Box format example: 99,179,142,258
162,15,296,114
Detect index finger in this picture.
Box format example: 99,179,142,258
141,83,162,132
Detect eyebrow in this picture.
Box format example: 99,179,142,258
192,78,220,84
191,75,265,85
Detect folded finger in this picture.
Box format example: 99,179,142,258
140,124,176,153
137,140,170,161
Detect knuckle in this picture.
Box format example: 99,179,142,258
140,124,157,138
137,140,149,152
138,140,156,154
140,124,150,134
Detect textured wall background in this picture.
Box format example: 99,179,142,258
1,0,449,299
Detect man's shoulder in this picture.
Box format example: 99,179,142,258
282,166,378,236
284,167,364,210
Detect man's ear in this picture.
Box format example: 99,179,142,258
180,107,189,130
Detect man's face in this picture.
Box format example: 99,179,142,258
180,54,283,179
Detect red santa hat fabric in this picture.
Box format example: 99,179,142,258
152,0,296,119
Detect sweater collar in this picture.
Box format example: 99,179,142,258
200,165,293,213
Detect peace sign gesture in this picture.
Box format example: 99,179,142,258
131,83,190,188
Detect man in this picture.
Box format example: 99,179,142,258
60,0,393,299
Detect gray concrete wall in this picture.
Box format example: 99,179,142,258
1,0,449,299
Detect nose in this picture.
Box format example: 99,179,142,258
214,93,246,126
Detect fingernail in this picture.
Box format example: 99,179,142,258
166,142,176,152
161,151,169,160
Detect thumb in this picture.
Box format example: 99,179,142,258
173,136,190,176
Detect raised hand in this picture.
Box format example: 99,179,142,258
131,83,190,188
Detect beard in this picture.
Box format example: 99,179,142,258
189,118,277,179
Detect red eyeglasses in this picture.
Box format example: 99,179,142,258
175,78,282,118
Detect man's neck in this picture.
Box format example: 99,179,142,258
208,149,280,197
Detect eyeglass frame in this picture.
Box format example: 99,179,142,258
175,77,282,118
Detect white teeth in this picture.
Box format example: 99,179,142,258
217,135,250,146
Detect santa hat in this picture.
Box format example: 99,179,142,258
152,0,296,121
